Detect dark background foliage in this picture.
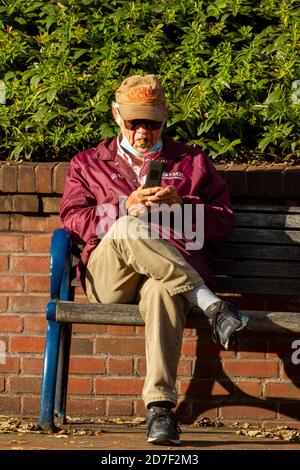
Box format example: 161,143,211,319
0,0,299,162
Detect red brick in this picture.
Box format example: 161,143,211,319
224,164,248,196
0,275,24,292
25,275,49,292
1,164,17,192
224,359,279,378
284,166,300,198
0,234,24,252
181,340,197,356
9,295,48,313
188,402,219,421
11,336,45,353
21,357,44,375
25,234,51,253
12,195,39,213
0,296,8,312
265,165,285,197
193,360,224,378
107,357,133,375
53,163,70,194
220,405,276,420
67,398,106,416
180,379,229,396
70,338,93,355
0,255,9,271
0,396,20,414
35,163,56,193
245,166,266,197
11,255,49,273
68,377,92,394
235,380,262,397
0,376,4,392
10,214,61,232
0,315,23,332
23,315,47,333
135,326,145,336
281,359,300,379
107,399,133,416
134,399,147,417
192,340,236,358
73,324,107,334
0,215,9,231
177,359,193,377
21,396,40,415
0,195,12,211
42,197,61,213
95,378,144,395
0,356,20,373
265,382,300,399
239,339,267,358
135,357,146,376
107,325,135,336
18,163,36,193
8,376,41,393
69,357,105,374
95,337,145,355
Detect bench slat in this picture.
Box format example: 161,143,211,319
235,213,300,228
233,204,300,213
216,277,300,295
229,229,300,245
216,244,300,260
214,260,300,278
55,301,300,333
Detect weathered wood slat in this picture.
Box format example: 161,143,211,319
215,277,300,295
214,259,300,278
229,229,300,245
55,301,300,333
233,204,300,213
235,213,300,228
216,244,300,260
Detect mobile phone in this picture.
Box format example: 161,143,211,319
144,161,164,188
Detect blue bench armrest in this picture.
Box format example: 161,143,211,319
50,228,72,302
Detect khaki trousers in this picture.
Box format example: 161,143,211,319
85,216,203,407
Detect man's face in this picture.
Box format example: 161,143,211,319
121,120,162,153
113,108,163,154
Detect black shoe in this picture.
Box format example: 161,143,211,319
207,301,248,350
146,406,181,445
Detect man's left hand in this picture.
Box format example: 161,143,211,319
145,186,182,207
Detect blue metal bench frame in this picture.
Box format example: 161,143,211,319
39,229,73,431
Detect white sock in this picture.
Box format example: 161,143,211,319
183,284,221,315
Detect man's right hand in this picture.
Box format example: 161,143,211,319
126,185,162,216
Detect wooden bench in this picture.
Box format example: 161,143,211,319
38,204,300,431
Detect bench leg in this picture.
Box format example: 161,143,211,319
54,323,72,424
39,320,61,432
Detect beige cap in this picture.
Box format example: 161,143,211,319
115,75,166,121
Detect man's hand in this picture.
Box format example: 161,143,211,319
144,185,182,207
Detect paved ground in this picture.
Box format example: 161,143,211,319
0,424,300,451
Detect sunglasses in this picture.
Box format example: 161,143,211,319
123,119,163,131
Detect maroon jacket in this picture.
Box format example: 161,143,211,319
60,136,235,291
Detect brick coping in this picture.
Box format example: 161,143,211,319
0,162,299,198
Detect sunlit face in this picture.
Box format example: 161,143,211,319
112,107,163,154
120,120,162,154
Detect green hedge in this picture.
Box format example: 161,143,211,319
0,0,299,162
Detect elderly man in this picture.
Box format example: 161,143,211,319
60,74,248,446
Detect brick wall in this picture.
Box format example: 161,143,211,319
0,161,299,425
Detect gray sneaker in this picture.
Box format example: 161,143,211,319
208,301,248,349
146,407,181,445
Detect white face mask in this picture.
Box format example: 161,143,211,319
120,135,163,157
